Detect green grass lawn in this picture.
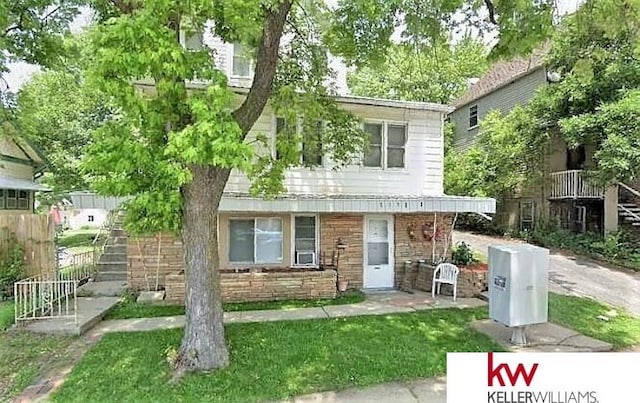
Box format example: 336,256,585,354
57,229,100,248
0,301,14,331
548,293,640,350
53,308,498,402
104,290,366,320
0,331,75,401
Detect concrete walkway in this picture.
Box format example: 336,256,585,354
280,377,447,403
454,231,640,316
93,291,487,334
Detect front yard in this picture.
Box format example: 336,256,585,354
53,307,498,402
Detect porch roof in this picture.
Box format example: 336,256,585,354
68,192,495,214
219,193,496,214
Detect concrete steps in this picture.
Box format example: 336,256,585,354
94,212,128,283
618,202,640,227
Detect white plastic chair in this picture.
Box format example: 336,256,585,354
432,263,460,302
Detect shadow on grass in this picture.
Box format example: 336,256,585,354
53,308,501,402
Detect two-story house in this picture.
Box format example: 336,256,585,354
72,36,496,301
0,136,47,213
449,49,626,235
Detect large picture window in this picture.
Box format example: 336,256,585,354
229,218,283,264
293,216,317,266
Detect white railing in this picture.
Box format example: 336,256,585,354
549,170,603,199
14,275,77,321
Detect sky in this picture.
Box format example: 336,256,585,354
3,1,583,93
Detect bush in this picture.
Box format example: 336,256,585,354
451,241,478,266
0,236,26,300
521,227,640,271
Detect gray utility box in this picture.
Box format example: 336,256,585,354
488,244,550,327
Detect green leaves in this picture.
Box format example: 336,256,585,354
347,39,488,103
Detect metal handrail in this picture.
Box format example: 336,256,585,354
618,204,640,222
619,182,640,199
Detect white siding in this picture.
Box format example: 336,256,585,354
225,103,445,197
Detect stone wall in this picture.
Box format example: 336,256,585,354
414,263,488,298
319,214,364,289
165,269,337,303
127,233,183,290
394,213,454,288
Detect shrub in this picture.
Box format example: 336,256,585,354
451,241,478,266
0,236,26,300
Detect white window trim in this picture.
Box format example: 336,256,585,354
227,42,254,79
228,217,284,265
468,104,479,130
273,115,326,168
361,120,408,171
290,214,320,268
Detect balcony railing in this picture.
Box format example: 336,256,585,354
549,170,603,199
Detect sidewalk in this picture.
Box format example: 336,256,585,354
279,377,447,403
92,291,487,334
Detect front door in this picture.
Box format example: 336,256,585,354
363,215,394,289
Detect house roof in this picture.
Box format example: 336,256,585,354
68,191,496,214
452,47,548,109
0,176,49,191
134,80,453,113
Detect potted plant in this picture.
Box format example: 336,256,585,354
451,241,487,270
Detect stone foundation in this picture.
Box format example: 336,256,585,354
165,269,337,303
413,262,488,298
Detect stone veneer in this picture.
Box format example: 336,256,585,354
414,262,488,298
165,269,337,303
394,213,454,288
319,214,364,289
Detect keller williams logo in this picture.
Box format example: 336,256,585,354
488,352,539,387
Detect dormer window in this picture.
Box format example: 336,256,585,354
232,43,253,77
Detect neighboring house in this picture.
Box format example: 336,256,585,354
449,49,633,235
72,35,496,301
61,208,108,230
0,136,48,213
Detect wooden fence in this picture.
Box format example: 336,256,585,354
0,214,55,277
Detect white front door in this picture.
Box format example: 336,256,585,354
363,215,394,289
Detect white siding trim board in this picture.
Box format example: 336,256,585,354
219,195,496,214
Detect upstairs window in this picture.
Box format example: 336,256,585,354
363,123,383,167
363,122,407,169
276,117,324,167
469,105,478,128
301,121,323,167
232,43,252,77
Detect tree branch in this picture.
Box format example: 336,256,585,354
484,0,497,25
232,0,292,136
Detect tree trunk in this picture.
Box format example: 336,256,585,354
175,165,230,372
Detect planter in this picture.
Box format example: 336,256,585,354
337,279,348,292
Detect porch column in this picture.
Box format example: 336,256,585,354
603,185,618,234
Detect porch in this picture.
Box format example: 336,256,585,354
549,170,603,200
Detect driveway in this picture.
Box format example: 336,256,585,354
453,231,640,317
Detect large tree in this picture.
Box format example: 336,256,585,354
17,68,111,198
83,0,558,374
1,1,82,137
347,39,488,103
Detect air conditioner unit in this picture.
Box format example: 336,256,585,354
296,251,316,265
